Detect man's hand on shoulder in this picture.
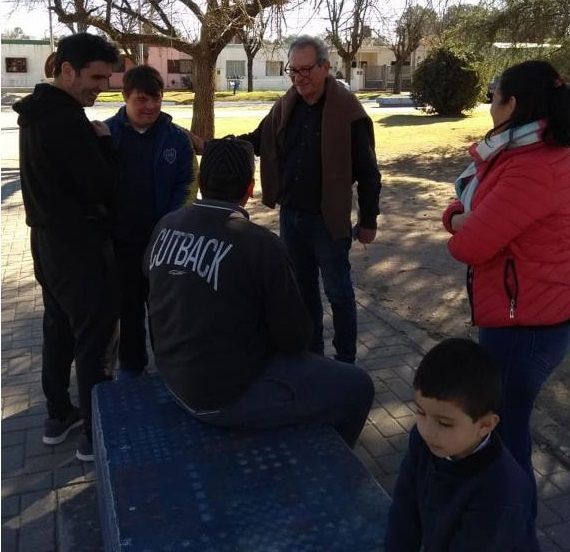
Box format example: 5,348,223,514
91,120,111,137
185,130,205,154
356,226,376,244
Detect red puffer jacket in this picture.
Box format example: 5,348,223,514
442,141,570,327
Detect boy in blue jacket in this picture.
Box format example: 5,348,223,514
105,65,197,380
385,338,538,552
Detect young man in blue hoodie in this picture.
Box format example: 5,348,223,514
105,65,197,380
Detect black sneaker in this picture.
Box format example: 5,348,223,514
76,433,94,462
43,407,83,445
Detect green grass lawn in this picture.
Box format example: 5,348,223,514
173,104,493,159
98,90,286,103
102,88,492,159
372,107,492,160
98,89,409,104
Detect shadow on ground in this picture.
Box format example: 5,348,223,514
2,170,21,204
375,113,467,127
382,147,469,185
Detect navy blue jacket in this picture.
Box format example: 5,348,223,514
106,107,197,225
385,427,538,552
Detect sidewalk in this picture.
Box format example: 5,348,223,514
2,177,570,551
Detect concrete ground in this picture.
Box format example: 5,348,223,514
2,96,570,551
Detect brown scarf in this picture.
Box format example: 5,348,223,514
259,76,374,239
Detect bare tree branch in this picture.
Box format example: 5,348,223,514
50,0,292,137
325,0,377,84
389,0,435,93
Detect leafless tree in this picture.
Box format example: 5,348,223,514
324,0,376,84
389,0,435,94
2,26,31,39
237,12,271,92
48,0,290,138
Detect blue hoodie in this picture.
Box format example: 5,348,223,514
106,106,197,242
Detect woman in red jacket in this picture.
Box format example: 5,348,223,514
442,60,570,516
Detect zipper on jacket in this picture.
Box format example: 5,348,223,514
466,266,475,325
503,259,519,320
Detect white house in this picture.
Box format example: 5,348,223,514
144,42,290,92
214,43,289,91
2,39,53,88
329,38,429,91
1,37,427,92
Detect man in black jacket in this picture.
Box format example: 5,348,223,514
13,33,120,461
144,138,374,447
238,36,381,365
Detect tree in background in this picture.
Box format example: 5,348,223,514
2,26,31,39
324,0,376,85
485,0,570,76
436,0,570,85
411,45,481,116
487,0,569,44
390,1,436,94
48,0,291,138
237,12,271,92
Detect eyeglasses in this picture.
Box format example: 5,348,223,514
284,62,320,77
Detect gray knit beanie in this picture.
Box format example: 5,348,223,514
200,137,255,200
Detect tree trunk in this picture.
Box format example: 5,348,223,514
247,55,254,92
343,57,352,84
191,53,217,139
393,61,403,94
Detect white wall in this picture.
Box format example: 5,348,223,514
215,44,290,91
2,41,53,88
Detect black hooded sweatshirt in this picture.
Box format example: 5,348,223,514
13,83,116,230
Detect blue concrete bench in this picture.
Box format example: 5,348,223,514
376,96,418,107
93,375,391,552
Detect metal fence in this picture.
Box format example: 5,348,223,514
363,65,413,91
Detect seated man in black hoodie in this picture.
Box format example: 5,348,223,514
12,33,120,462
143,138,374,447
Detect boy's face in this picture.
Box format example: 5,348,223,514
414,391,498,460
123,89,163,130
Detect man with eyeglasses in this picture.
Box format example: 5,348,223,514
239,35,381,365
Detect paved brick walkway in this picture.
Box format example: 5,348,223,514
2,173,570,551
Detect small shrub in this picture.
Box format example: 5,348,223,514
412,46,482,116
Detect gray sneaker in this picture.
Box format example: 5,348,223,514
76,433,94,462
43,407,83,445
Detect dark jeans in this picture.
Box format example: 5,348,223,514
114,239,150,372
279,207,357,363
479,323,570,516
183,352,374,448
31,227,120,432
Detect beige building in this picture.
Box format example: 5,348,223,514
329,38,429,91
